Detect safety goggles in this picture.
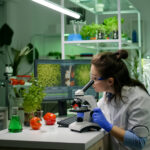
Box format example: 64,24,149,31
90,74,105,81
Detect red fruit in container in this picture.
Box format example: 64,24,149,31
18,79,25,85
43,112,56,125
10,78,18,85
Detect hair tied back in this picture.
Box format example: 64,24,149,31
114,49,128,60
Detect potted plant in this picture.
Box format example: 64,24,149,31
11,43,38,76
89,23,99,40
97,24,106,39
47,52,61,59
80,24,91,40
80,23,99,40
104,16,124,39
22,75,46,126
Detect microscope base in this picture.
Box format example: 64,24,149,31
69,121,101,133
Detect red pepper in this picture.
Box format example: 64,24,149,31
30,117,42,130
43,112,56,125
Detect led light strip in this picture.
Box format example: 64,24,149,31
32,0,80,19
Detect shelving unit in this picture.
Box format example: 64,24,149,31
61,0,142,80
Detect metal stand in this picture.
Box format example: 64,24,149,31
4,73,11,120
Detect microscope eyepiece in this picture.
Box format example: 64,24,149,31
82,80,94,92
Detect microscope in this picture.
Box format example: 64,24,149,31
69,80,101,132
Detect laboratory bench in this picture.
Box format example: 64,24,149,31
0,118,109,150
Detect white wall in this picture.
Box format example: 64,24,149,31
5,0,61,50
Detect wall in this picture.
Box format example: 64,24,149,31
130,0,150,57
0,0,6,106
0,0,5,27
5,0,61,50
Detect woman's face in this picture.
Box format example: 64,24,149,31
90,64,114,93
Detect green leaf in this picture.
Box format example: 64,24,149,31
22,75,46,113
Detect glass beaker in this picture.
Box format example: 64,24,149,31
8,107,22,133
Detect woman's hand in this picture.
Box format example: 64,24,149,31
92,107,113,132
92,108,125,141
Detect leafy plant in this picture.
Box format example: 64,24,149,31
124,49,140,80
11,43,39,76
97,24,107,39
79,17,124,40
47,52,61,59
26,43,39,64
98,24,106,33
22,76,46,113
80,23,100,39
80,24,91,39
12,44,33,75
103,16,124,32
89,23,99,38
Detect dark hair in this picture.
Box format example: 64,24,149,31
91,49,148,100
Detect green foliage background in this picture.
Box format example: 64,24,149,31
37,64,61,87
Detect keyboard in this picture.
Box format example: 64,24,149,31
57,115,77,127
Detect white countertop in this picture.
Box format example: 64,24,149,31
0,119,106,150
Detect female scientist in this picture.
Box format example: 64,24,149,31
91,50,150,150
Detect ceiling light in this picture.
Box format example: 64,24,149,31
32,0,80,19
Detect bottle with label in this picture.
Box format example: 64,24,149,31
8,107,22,133
132,30,138,43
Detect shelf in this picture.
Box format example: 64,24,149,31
64,39,139,50
64,39,119,44
62,0,141,58
11,82,32,88
62,0,142,80
69,0,139,14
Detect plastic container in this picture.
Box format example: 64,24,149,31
68,34,82,41
16,75,31,82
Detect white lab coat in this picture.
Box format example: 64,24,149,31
97,86,150,150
